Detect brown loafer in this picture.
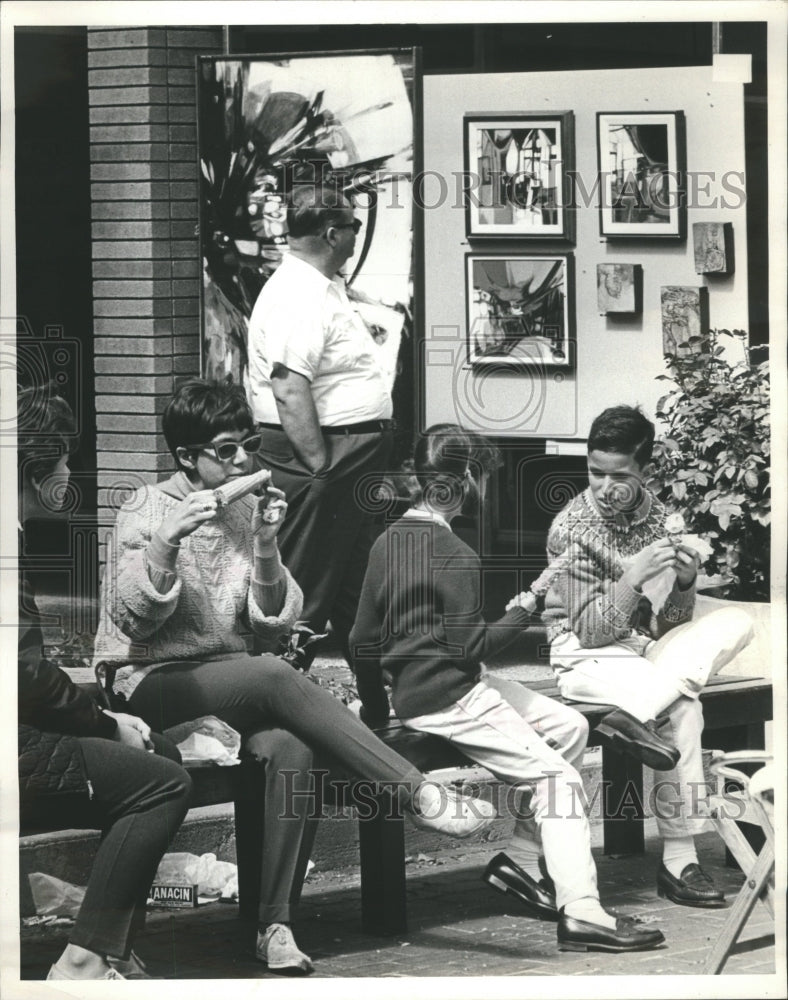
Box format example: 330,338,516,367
657,863,726,908
482,852,558,921
558,911,665,952
594,709,680,771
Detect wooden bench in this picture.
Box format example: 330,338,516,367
358,673,772,934
20,674,772,936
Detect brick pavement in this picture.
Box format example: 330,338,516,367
19,832,776,982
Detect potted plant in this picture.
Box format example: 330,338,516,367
646,329,770,602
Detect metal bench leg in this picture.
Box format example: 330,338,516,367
602,747,645,855
358,807,407,935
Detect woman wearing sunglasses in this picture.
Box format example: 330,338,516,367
94,378,495,976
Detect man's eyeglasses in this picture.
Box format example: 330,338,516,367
188,434,263,462
332,218,363,235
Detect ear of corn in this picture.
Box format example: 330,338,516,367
214,469,271,507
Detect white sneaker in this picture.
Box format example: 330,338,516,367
410,783,497,839
47,962,125,980
255,923,314,975
108,949,150,978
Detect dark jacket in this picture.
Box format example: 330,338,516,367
18,564,117,827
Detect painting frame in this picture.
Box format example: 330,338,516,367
596,111,686,240
465,252,575,371
196,47,421,415
463,112,575,241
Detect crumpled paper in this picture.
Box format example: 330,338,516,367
640,533,714,613
163,715,241,767
28,872,85,918
153,852,238,901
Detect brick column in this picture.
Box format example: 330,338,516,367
87,26,222,541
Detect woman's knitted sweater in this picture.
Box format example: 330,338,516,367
543,487,695,649
94,476,303,699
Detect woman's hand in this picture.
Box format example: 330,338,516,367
251,487,287,546
158,490,218,545
104,710,154,751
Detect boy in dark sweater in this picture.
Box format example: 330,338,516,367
350,424,665,953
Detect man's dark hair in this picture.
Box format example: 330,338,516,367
287,183,351,238
162,379,254,468
17,383,77,485
587,405,655,468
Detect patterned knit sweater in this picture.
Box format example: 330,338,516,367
543,487,695,649
94,477,303,700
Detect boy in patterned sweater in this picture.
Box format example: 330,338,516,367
544,405,754,909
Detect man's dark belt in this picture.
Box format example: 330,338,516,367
257,419,393,436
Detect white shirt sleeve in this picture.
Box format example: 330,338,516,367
264,282,327,382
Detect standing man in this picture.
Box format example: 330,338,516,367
246,183,393,665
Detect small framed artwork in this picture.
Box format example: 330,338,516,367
693,222,734,274
463,112,575,241
597,111,686,239
661,286,709,356
597,263,643,314
466,253,575,369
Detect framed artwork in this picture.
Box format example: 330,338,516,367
596,111,686,239
597,263,643,314
196,50,419,388
661,286,709,356
693,222,735,274
466,253,575,370
463,112,575,241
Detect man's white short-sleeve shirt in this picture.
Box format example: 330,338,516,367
246,254,392,426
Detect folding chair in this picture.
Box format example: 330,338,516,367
704,750,775,974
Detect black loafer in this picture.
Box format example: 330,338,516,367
482,852,558,921
594,708,680,771
557,911,665,952
657,862,726,908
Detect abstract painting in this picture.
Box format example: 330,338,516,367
661,286,710,356
597,263,642,313
463,113,574,240
466,254,575,369
197,50,418,393
597,111,686,239
693,222,735,274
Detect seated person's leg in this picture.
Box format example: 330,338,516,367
243,726,319,975
647,607,755,696
483,674,589,768
551,637,682,771
404,682,665,950
652,697,726,907
48,738,192,980
480,675,590,908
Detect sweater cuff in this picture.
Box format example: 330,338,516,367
606,578,643,626
251,576,287,618
148,531,180,571
498,605,533,629
146,532,179,594
253,547,285,584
